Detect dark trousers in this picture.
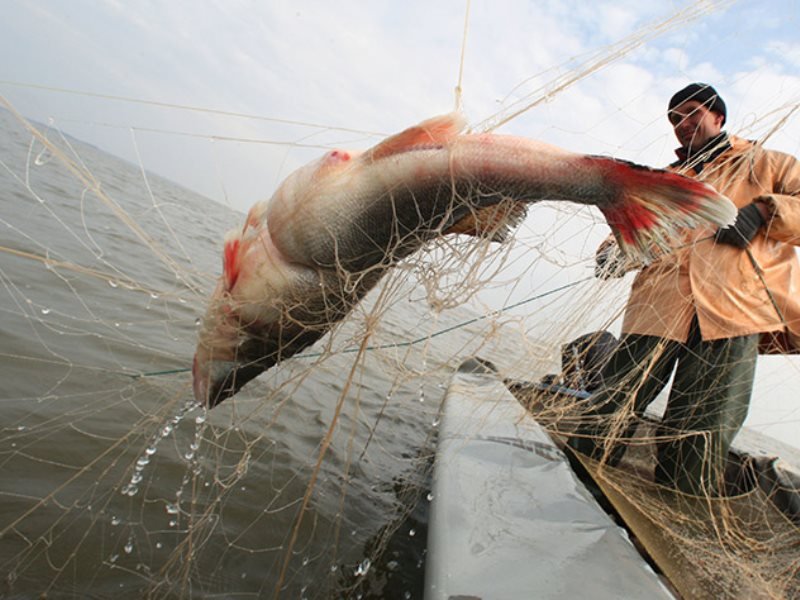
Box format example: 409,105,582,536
567,318,758,496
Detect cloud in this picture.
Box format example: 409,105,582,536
4,0,800,208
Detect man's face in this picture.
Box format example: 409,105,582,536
668,100,725,151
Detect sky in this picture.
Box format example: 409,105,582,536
3,0,800,211
3,0,800,445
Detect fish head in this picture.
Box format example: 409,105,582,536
191,298,274,408
191,255,325,408
191,277,270,407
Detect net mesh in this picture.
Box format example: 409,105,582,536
2,2,800,598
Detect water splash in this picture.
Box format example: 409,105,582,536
354,558,371,577
121,398,200,497
33,147,51,166
165,403,208,523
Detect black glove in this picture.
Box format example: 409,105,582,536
714,202,766,249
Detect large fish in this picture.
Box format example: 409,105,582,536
193,113,734,407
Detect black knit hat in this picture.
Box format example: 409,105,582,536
668,83,726,125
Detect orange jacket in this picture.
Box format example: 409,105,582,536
619,135,800,350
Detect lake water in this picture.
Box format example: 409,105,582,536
0,108,539,598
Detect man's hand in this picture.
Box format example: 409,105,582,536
714,202,767,249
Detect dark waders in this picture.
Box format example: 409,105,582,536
567,317,758,496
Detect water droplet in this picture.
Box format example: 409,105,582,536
109,554,119,563
40,308,51,315
124,538,134,554
330,565,338,573
130,472,143,485
178,298,186,304
150,292,159,299
195,414,206,425
302,556,309,566
408,528,416,537
161,424,173,437
354,558,371,577
165,503,179,515
404,592,411,600
111,516,121,526
155,542,163,549
426,492,434,501
108,280,119,288
184,451,194,461
136,456,150,468
241,572,247,579
126,486,138,497
145,446,157,456
169,520,177,528
387,560,399,571
194,318,201,327
16,425,25,431
34,148,51,166
432,418,440,427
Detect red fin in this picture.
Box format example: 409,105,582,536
365,113,466,162
600,199,659,246
444,202,528,242
223,233,241,291
583,156,736,263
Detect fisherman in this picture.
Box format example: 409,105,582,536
567,83,800,496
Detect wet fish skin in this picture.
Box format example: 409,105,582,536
193,113,735,407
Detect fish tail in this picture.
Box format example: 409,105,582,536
585,156,736,263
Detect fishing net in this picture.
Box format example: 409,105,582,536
2,1,800,598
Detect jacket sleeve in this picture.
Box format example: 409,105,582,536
759,150,800,245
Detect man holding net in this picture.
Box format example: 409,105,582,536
567,83,800,496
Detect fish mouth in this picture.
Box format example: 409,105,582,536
193,356,270,408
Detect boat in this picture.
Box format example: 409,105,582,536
425,353,800,599
424,357,674,599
